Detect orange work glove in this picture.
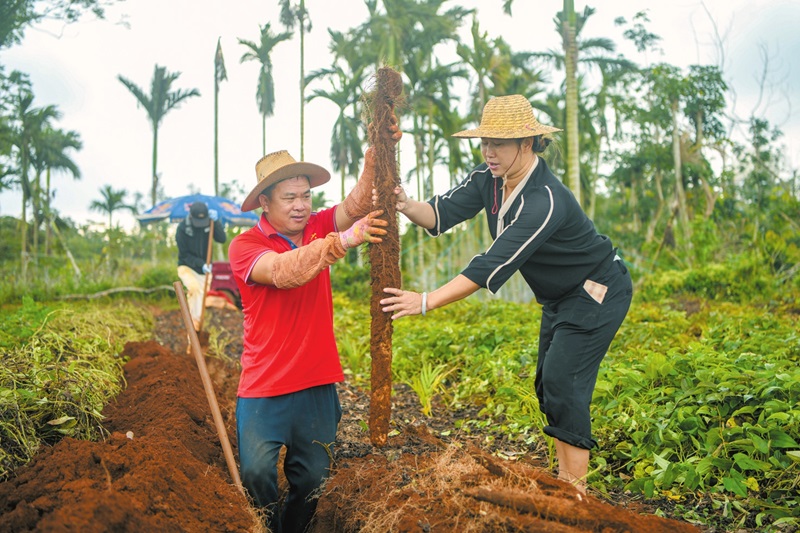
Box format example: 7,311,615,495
271,232,347,289
339,210,389,249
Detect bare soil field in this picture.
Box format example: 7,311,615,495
0,306,701,532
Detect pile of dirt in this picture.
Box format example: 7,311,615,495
0,336,256,532
0,307,701,532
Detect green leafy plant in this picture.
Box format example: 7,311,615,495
206,326,234,360
337,331,370,384
401,361,455,417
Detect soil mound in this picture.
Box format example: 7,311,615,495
0,338,255,532
0,307,700,532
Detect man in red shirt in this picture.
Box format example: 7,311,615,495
229,133,397,532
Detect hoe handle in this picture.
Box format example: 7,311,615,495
174,281,243,493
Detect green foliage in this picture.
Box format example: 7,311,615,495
593,300,800,530
0,221,179,305
1,0,113,49
0,298,152,480
333,274,800,530
398,361,454,417
136,265,176,288
638,254,776,303
0,216,18,262
330,258,370,300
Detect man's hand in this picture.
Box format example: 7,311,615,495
208,209,219,221
202,263,212,274
339,210,388,249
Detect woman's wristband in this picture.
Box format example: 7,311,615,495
421,292,427,316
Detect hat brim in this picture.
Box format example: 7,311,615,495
452,124,562,139
241,162,331,212
190,217,211,228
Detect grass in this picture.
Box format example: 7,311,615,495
333,291,799,532
0,297,152,480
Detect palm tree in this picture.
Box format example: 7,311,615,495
352,0,472,74
562,0,580,205
456,17,498,113
9,73,59,271
404,56,469,287
31,126,81,256
238,23,292,155
525,6,635,206
118,65,200,207
306,63,366,201
89,185,137,228
279,0,311,159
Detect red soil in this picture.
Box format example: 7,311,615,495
0,307,700,532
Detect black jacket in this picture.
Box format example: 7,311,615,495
427,158,614,304
176,218,227,275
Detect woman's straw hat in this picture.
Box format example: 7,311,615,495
453,95,562,139
241,150,330,212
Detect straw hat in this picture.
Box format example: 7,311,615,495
241,150,331,212
452,95,562,139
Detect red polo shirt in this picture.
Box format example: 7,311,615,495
228,207,344,397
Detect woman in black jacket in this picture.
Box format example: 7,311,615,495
380,94,632,493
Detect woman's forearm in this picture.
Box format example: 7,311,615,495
427,274,480,312
400,198,436,230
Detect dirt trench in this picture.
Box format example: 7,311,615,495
0,307,700,532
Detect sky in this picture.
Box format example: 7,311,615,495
1,0,798,230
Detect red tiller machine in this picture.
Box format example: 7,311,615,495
210,261,242,309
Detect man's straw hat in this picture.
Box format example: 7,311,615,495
453,95,562,139
241,150,330,212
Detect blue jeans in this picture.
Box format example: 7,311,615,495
236,384,342,533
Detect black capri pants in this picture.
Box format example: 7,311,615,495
534,258,633,449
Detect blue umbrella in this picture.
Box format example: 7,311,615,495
136,194,259,227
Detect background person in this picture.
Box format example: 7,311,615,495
229,126,398,532
379,94,632,493
176,201,226,331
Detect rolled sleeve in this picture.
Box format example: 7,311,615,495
425,168,490,237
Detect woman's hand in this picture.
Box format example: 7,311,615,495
380,287,423,320
371,185,410,213
394,186,410,213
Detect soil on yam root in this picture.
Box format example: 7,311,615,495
0,307,700,532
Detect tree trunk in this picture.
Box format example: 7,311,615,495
261,113,266,156
214,72,220,195
414,113,424,284
20,187,28,277
367,67,403,447
151,124,159,207
671,100,689,245
32,170,41,266
563,0,581,206
20,147,30,276
50,218,81,278
299,0,306,160
45,168,52,256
